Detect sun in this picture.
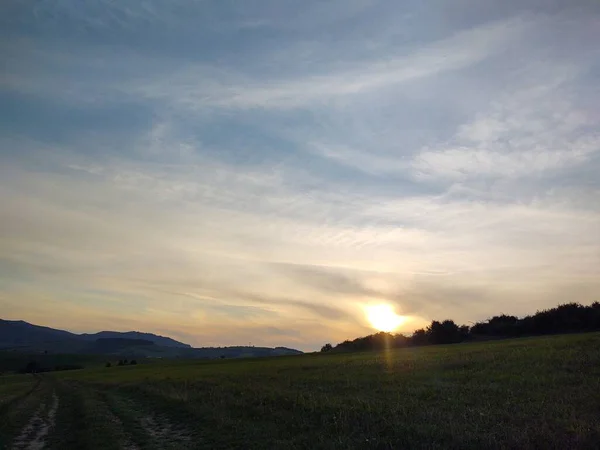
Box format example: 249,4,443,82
364,304,405,332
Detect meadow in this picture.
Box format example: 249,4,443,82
1,332,599,449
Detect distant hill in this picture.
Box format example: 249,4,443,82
0,319,302,360
182,346,303,359
79,331,191,348
86,338,155,354
0,319,190,352
0,319,79,348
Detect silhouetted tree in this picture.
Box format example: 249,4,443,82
24,361,39,374
329,332,413,352
394,333,411,347
130,360,137,365
105,362,112,368
472,314,519,336
321,343,333,352
459,325,470,340
426,320,463,345
470,303,600,338
327,301,600,354
411,329,428,346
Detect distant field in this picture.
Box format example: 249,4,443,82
0,352,110,375
1,333,599,449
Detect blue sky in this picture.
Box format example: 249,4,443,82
1,1,599,350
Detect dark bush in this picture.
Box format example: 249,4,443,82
21,361,40,374
320,343,333,352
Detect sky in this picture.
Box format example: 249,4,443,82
1,1,599,351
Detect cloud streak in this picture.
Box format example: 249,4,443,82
1,1,599,350
131,16,532,111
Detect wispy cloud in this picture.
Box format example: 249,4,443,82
413,70,600,180
131,16,531,111
1,1,599,350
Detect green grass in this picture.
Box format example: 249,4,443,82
2,333,600,449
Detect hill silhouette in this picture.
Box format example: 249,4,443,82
79,331,190,348
0,319,302,360
0,319,190,351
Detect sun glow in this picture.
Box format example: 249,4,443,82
365,304,405,332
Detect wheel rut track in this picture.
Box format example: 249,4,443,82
102,389,195,450
0,377,42,418
11,390,58,450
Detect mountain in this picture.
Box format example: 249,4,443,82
86,338,155,354
0,319,303,359
0,319,191,351
0,319,78,347
79,331,191,348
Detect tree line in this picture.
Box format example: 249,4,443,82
321,302,600,353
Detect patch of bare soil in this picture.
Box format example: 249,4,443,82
104,405,140,450
139,414,192,446
11,391,58,450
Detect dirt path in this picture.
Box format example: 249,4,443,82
8,382,195,449
11,391,58,450
139,413,192,447
106,392,194,449
103,403,140,450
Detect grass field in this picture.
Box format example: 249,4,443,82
1,332,599,449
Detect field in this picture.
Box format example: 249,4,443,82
1,333,599,449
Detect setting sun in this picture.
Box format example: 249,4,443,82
364,304,405,332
